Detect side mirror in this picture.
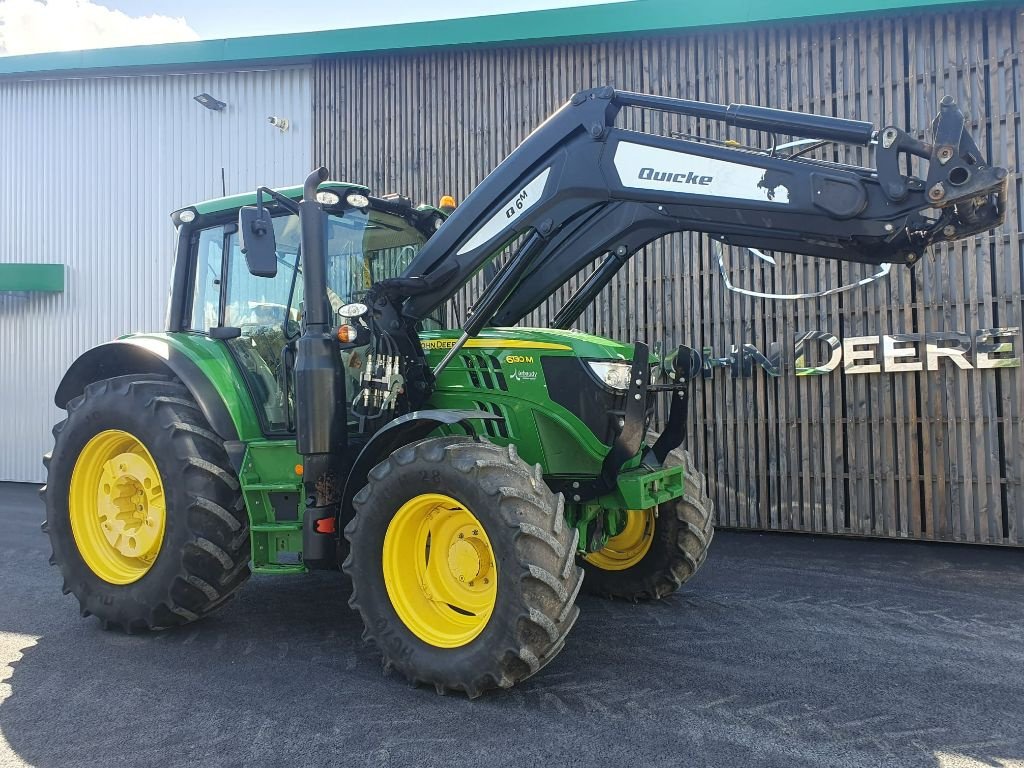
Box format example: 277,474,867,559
238,206,278,277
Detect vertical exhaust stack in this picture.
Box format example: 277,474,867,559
293,168,346,557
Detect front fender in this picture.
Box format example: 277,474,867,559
341,409,501,516
55,337,241,441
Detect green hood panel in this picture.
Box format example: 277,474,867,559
419,327,635,360
421,327,645,473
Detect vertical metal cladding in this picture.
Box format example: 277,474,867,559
0,66,311,483
313,6,1023,544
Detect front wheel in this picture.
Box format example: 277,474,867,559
580,444,714,600
343,437,583,697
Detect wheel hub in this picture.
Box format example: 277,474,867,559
98,452,163,560
583,508,655,571
69,430,166,585
446,527,492,586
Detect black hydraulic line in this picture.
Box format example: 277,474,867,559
614,90,876,145
551,251,625,329
464,230,546,336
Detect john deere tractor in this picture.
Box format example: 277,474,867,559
43,87,1006,696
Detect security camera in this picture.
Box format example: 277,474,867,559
267,116,289,133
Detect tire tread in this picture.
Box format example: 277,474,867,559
42,375,251,632
343,436,583,698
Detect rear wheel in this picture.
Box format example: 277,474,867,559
581,442,714,600
344,436,583,697
42,375,251,631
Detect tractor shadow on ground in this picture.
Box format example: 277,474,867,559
4,535,1024,768
0,568,744,767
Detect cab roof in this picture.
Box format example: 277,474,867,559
179,180,371,218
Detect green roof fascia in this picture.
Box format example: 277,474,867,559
0,0,1000,78
0,264,65,292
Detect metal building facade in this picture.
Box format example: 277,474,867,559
311,4,1023,544
0,67,312,483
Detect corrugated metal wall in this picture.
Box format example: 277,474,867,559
312,5,1023,544
0,67,312,483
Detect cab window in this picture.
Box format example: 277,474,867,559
186,205,436,435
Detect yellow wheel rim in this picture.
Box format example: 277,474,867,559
584,509,655,571
69,429,166,585
382,493,498,648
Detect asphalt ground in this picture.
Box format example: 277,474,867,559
1,481,1023,768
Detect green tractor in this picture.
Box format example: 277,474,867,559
43,87,1005,696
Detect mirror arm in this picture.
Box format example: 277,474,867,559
256,186,301,216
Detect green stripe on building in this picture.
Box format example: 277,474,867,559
0,264,65,292
0,0,1000,78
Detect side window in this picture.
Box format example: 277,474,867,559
189,226,225,332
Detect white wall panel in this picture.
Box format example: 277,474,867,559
0,67,311,482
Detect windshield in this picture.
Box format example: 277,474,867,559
209,205,436,433
229,207,436,333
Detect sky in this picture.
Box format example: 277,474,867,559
0,0,625,56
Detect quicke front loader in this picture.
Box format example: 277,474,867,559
43,87,1006,696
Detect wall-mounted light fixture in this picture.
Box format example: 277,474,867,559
267,116,290,133
194,93,227,111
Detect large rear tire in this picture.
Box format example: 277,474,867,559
580,441,714,600
42,375,251,631
343,436,583,697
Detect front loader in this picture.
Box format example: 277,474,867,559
43,87,1006,696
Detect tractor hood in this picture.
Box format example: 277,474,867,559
418,327,640,361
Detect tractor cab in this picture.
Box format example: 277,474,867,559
170,182,446,433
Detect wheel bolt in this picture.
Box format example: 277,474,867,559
472,530,479,536
458,533,463,539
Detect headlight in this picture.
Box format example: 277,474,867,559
338,302,368,319
587,360,633,390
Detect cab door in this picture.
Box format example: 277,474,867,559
186,215,302,434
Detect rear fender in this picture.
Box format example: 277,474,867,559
55,338,239,441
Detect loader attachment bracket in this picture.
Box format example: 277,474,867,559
877,96,1007,221
646,345,702,463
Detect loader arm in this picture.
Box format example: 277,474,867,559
394,86,1006,328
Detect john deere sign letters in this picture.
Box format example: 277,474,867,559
699,328,1020,378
